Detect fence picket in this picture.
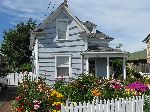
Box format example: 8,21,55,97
14,73,18,85
61,97,145,112
74,102,78,112
95,99,99,112
70,103,73,112
87,102,91,112
114,99,118,112
99,100,103,112
107,99,110,112
61,103,65,112
9,73,15,85
79,102,82,112
111,99,115,112
6,72,35,86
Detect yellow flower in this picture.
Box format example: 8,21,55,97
91,88,101,96
52,102,61,106
51,90,64,98
51,110,60,112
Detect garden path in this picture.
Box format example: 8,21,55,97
0,86,17,112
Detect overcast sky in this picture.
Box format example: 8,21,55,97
0,0,150,53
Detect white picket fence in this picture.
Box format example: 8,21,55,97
61,96,144,112
6,72,36,86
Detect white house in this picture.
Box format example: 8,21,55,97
29,1,128,84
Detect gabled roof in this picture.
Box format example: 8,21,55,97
30,3,115,50
83,21,97,27
34,3,90,33
143,34,150,43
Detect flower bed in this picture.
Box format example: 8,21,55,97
11,75,64,112
11,74,150,112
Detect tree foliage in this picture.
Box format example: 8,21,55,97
1,19,36,73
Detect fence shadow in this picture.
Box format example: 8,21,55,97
0,86,18,102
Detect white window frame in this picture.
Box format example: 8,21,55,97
56,18,69,40
54,54,71,78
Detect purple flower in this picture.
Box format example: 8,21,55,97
127,81,149,93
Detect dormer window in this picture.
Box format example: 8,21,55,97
56,19,68,40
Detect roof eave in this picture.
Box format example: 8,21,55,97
143,34,150,43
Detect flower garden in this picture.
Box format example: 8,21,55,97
11,74,150,112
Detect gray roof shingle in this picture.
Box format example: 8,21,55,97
86,46,123,52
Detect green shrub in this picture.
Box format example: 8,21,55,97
144,96,150,112
12,74,64,112
54,74,100,103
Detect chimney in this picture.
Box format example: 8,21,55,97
64,0,68,7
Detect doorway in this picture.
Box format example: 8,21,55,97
89,59,96,75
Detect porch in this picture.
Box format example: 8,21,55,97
81,50,128,79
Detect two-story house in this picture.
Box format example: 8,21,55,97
29,1,127,84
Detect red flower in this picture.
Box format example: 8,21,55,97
20,103,24,107
16,107,24,112
55,104,61,110
15,96,22,101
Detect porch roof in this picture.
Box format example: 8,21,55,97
86,46,122,52
82,46,128,58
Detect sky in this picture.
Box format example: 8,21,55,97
0,0,150,53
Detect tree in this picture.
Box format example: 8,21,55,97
0,19,36,74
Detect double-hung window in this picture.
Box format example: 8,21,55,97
56,19,68,40
55,56,71,77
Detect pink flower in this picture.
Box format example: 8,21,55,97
34,104,40,110
33,100,41,105
33,100,41,110
56,76,65,80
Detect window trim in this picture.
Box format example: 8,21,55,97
54,54,71,78
56,18,69,40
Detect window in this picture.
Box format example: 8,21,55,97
55,56,71,77
56,19,68,40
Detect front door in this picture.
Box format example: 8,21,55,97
89,59,96,75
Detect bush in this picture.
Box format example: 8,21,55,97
144,96,150,112
54,74,100,103
12,73,150,111
100,79,124,99
12,74,64,112
124,81,150,97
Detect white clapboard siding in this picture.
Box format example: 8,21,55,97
61,96,144,112
7,72,36,86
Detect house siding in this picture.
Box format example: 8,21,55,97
37,12,86,83
147,40,150,63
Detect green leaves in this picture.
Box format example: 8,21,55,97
1,19,36,74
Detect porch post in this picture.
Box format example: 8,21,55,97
123,57,126,79
86,57,89,74
35,39,39,75
107,57,110,79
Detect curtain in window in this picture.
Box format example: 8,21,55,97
57,56,69,76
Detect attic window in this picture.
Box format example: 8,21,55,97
56,19,68,40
